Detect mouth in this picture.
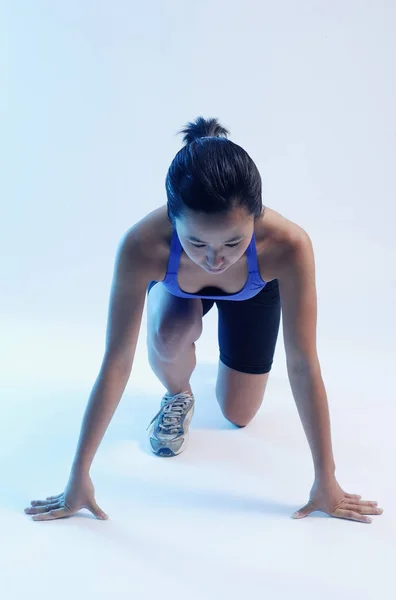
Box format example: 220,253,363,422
206,266,226,273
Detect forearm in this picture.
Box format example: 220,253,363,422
71,361,131,476
288,363,336,479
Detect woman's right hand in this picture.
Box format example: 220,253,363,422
24,472,109,521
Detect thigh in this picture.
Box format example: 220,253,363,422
215,279,281,425
216,279,281,375
146,281,214,348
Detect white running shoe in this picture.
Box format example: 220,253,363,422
147,391,195,457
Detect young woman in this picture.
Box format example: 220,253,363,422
24,117,382,524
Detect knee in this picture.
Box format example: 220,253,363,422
149,318,203,362
223,413,251,428
218,401,253,428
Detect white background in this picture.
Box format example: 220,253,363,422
1,1,395,599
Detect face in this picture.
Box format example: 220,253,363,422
175,206,254,274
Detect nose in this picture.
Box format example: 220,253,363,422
206,252,224,269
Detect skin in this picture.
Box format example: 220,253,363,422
24,203,383,523
147,204,282,425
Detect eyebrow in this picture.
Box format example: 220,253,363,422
187,235,243,244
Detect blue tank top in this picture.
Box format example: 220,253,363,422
161,228,268,300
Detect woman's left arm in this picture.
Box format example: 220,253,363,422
277,230,335,478
277,230,383,523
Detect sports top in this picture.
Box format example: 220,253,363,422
160,227,268,301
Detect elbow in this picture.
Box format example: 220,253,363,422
286,354,321,375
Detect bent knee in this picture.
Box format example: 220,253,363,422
217,389,264,428
218,401,254,427
225,416,250,428
149,319,203,362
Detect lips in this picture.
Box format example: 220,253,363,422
207,266,226,273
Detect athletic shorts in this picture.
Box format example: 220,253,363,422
147,278,281,375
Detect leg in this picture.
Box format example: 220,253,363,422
215,279,281,427
216,363,270,427
145,281,214,457
146,281,214,394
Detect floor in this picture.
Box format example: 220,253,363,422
1,1,395,599
1,307,395,599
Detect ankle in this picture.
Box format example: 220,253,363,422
165,386,193,397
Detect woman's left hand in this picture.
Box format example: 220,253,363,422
292,478,383,523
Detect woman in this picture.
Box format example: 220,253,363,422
24,117,383,524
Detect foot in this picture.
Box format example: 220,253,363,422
147,390,195,457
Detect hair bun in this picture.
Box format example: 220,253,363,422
178,116,230,145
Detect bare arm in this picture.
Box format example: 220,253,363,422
70,227,154,476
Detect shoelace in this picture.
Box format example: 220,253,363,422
146,392,193,434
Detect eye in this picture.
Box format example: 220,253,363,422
190,241,241,248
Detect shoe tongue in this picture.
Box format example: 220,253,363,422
162,393,188,407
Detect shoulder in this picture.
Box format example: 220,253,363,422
268,212,316,307
117,205,172,281
255,207,311,280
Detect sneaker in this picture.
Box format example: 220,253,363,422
146,390,195,457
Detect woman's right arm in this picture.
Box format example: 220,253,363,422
24,225,156,520
70,227,154,476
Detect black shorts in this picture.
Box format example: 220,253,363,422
147,279,281,375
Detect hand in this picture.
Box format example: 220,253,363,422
292,478,383,523
24,472,109,521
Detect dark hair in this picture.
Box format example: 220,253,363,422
166,116,263,225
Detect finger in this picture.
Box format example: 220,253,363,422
88,500,109,520
344,493,362,500
343,496,377,506
32,507,71,521
333,507,372,523
342,503,383,516
356,500,378,506
343,499,380,508
25,501,62,515
293,501,315,519
341,499,377,508
31,495,63,507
